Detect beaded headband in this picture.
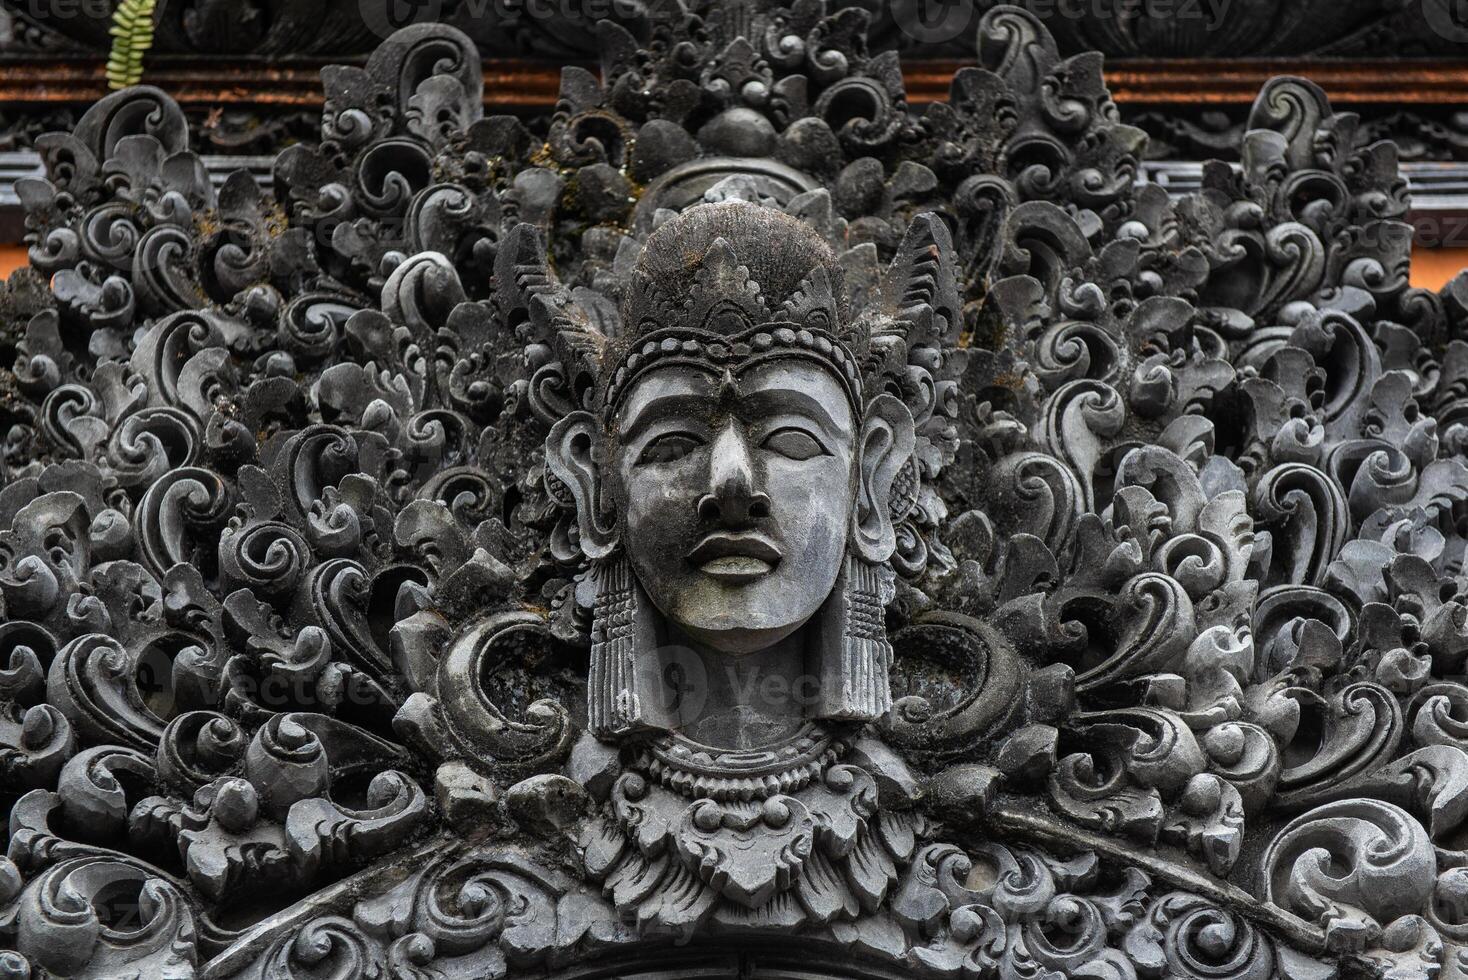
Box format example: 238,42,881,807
602,322,862,414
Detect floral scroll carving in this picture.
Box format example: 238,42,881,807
1,3,1467,979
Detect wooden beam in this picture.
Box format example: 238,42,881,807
2,57,1466,110
1097,58,1468,105
0,58,570,109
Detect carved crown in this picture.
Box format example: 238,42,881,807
604,201,863,411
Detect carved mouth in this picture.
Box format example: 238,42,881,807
687,533,782,584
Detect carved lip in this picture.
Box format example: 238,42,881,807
687,532,782,583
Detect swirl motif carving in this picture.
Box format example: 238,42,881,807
1,4,1467,979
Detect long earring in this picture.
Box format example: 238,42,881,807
815,552,893,721
588,553,659,736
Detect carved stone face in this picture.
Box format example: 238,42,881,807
549,356,914,658
611,359,856,654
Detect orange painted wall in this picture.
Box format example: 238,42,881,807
4,243,1468,291
1411,247,1468,292
2,244,25,278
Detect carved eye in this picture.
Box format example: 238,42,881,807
762,427,826,461
637,433,702,465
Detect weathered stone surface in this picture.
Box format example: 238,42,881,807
1,3,1466,979
434,758,499,831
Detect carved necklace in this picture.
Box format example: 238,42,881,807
633,721,846,802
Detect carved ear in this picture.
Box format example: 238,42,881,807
545,411,619,559
852,393,915,563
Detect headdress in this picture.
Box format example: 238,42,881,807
604,201,863,412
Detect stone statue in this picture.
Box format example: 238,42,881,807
536,199,933,923
548,201,914,746
3,3,1468,979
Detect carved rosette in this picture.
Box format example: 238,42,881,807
0,2,1466,979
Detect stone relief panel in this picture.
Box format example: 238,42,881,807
0,3,1467,979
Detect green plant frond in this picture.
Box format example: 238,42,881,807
106,0,157,91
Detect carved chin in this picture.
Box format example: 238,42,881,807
659,579,828,654
671,615,807,655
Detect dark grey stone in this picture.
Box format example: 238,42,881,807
0,4,1465,979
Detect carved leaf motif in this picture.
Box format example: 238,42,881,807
2,6,1467,979
675,796,816,908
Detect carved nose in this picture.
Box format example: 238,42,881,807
697,425,771,525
